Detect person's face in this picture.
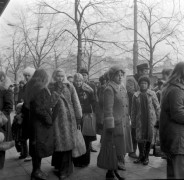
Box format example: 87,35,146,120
67,77,73,83
81,73,88,82
24,74,31,82
75,79,83,88
139,69,149,76
140,81,149,91
113,71,124,85
55,71,65,82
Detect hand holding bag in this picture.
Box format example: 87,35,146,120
97,132,118,170
0,111,8,127
72,129,86,158
82,113,96,136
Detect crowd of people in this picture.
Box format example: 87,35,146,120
0,61,184,180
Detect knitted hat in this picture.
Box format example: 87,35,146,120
138,76,150,86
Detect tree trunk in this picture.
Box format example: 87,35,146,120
77,32,82,72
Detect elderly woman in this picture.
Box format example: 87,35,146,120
73,73,96,167
21,67,35,161
50,69,82,180
160,62,184,179
131,76,160,165
0,71,13,169
98,66,133,180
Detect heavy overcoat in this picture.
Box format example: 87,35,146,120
102,81,133,157
29,88,58,158
131,89,160,143
0,80,13,142
160,82,184,155
50,82,82,152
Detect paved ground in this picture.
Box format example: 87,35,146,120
0,135,166,180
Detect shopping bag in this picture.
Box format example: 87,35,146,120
0,141,15,151
97,133,118,170
72,130,86,158
82,113,96,136
0,111,8,127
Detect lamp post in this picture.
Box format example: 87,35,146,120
133,0,138,75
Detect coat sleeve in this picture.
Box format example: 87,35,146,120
103,87,114,129
3,89,13,115
169,88,184,124
131,94,137,128
152,91,160,121
70,84,82,123
31,89,53,126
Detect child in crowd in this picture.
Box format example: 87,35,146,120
12,103,24,158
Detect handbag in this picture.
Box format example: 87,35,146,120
72,129,86,158
153,129,163,157
97,133,118,170
0,141,15,151
0,111,8,127
82,113,96,136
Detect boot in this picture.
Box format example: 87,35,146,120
134,143,144,164
106,170,117,180
142,142,151,165
114,170,125,180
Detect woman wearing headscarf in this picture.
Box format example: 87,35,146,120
24,69,58,180
160,62,184,179
50,68,82,180
73,73,96,167
131,76,160,165
98,65,133,180
0,71,13,169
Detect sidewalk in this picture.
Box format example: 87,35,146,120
0,136,166,180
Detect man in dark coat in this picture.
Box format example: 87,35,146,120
126,63,149,158
79,68,98,152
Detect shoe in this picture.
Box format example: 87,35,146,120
106,170,118,180
59,174,68,180
134,157,143,164
19,155,27,159
24,155,32,162
74,163,88,168
128,152,138,159
114,170,125,180
142,158,149,165
118,162,126,171
31,169,47,180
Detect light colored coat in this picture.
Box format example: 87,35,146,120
102,81,133,156
131,89,160,143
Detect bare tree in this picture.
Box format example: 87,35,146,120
121,0,184,76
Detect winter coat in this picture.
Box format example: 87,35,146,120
0,80,13,143
102,81,133,156
126,75,139,115
131,89,160,143
29,88,58,158
50,82,82,152
160,82,184,155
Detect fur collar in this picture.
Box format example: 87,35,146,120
134,89,154,97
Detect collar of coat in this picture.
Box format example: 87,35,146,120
108,81,126,93
169,81,184,90
134,89,154,97
81,83,94,93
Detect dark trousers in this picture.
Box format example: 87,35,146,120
73,136,91,166
20,140,28,157
52,150,73,176
0,151,5,169
131,128,137,152
32,156,41,172
167,155,184,179
138,141,151,160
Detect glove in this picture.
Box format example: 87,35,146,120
0,132,5,142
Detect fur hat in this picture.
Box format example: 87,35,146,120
79,68,88,75
138,76,150,86
23,67,35,76
137,63,149,71
108,65,125,80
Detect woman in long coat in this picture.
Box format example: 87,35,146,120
160,62,184,179
0,71,13,169
99,66,133,180
24,69,58,180
50,69,82,180
131,76,160,165
73,73,96,167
